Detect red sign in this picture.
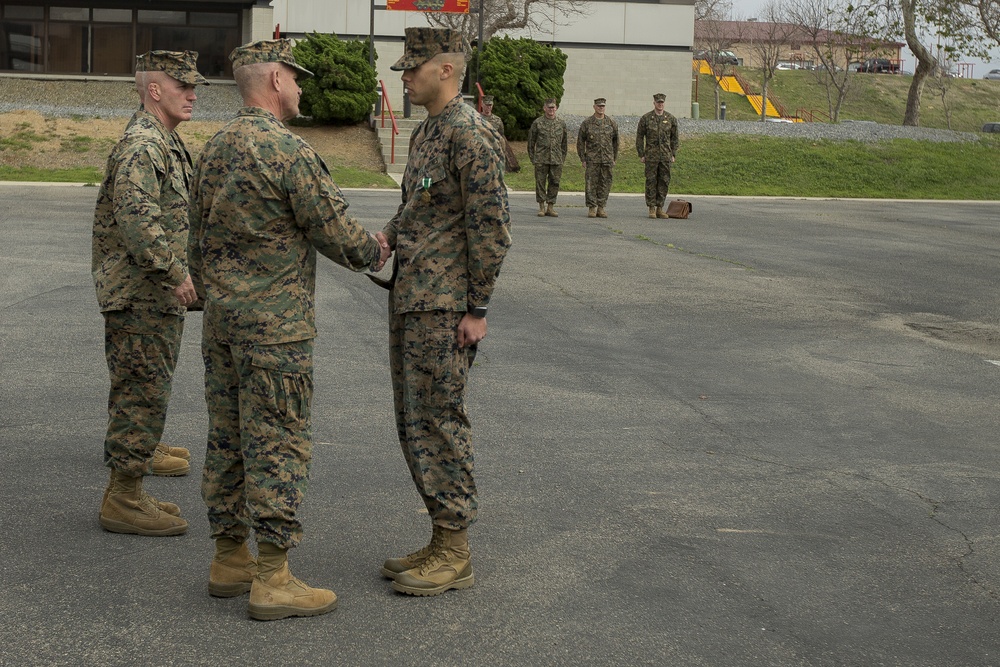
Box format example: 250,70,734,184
386,0,469,13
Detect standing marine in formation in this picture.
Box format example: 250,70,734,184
527,98,568,218
577,97,619,218
636,92,679,219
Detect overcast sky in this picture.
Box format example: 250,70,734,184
726,0,1000,76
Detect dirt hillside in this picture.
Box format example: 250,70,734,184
0,109,385,174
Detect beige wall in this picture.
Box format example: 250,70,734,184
364,40,696,120
264,0,697,118
561,47,692,117
246,5,275,42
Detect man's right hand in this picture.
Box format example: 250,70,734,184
173,275,197,306
374,232,392,271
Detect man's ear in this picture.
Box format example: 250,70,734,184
439,61,453,81
147,82,161,102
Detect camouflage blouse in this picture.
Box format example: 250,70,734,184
189,106,380,344
527,116,568,165
383,96,512,315
636,110,679,162
92,110,193,315
577,115,620,165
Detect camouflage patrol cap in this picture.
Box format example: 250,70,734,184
135,50,209,85
230,39,313,79
390,27,465,71
594,98,607,105
544,98,557,107
653,93,666,102
482,95,494,105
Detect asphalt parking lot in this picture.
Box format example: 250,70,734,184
1,184,999,666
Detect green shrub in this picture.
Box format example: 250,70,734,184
293,32,378,125
479,37,567,140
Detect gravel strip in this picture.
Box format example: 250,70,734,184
0,77,242,122
0,77,982,142
559,114,981,143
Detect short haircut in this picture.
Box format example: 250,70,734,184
233,62,279,99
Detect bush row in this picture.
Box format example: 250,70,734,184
292,33,566,137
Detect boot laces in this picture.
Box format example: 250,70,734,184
405,542,435,561
417,547,453,575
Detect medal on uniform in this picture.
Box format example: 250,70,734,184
421,176,432,204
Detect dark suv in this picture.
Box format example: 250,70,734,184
858,58,900,74
694,50,739,66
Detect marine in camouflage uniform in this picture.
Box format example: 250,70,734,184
188,39,386,620
576,97,619,218
481,95,505,137
527,98,568,217
636,92,679,218
378,27,511,597
481,94,519,172
93,50,208,537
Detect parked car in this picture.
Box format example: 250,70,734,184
858,58,900,74
984,69,1000,80
694,50,739,66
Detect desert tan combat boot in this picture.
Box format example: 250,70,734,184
248,542,337,621
99,469,188,536
537,203,546,217
209,537,257,597
648,206,656,219
587,207,597,218
656,206,669,219
151,443,190,477
545,203,559,217
157,442,191,461
381,525,443,580
596,206,607,218
392,528,474,597
101,482,180,517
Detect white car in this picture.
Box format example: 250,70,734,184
984,69,1000,80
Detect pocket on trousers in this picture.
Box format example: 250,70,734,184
420,326,465,410
106,329,163,382
249,344,313,426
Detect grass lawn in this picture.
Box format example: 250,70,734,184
504,134,1000,200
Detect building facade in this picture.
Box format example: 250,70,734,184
1,0,695,117
273,0,695,117
0,1,272,77
694,19,904,71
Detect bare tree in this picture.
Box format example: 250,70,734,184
695,16,745,119
969,0,1000,42
784,0,881,121
924,60,956,129
695,0,734,22
424,0,589,46
746,1,801,122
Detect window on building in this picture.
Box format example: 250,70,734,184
1,5,44,71
0,4,240,76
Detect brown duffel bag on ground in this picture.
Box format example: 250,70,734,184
665,199,692,219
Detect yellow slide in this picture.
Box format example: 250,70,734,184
695,59,802,121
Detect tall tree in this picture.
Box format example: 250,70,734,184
745,1,801,121
856,0,1000,126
